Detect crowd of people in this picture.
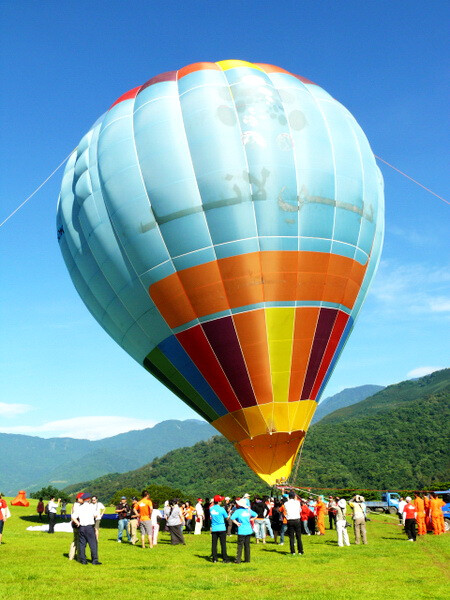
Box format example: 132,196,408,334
55,488,447,565
0,488,447,562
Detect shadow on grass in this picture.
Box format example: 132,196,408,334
260,547,288,554
194,554,216,562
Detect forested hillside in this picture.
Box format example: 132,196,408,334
64,370,450,502
0,419,214,494
312,384,384,423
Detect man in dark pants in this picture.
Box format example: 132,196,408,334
47,496,60,534
231,498,257,563
71,493,102,565
284,491,304,555
209,495,230,563
402,497,417,542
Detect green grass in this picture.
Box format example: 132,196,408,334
1,498,449,600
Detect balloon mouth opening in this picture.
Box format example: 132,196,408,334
234,431,305,485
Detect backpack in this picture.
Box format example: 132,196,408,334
45,504,50,515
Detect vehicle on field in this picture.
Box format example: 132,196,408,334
365,492,401,514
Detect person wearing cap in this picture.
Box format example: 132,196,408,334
69,492,84,560
71,493,102,565
210,495,230,563
115,496,132,543
231,499,257,563
242,493,251,508
402,496,417,541
336,498,350,547
349,495,367,545
194,498,204,535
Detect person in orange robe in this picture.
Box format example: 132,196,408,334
437,496,446,534
429,493,441,535
315,496,326,535
423,494,432,532
414,492,426,536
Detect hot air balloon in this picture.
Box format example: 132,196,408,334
57,60,384,484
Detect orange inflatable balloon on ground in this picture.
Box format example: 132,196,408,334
57,61,384,484
11,490,29,506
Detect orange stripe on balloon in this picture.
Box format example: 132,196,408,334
177,62,221,79
288,307,321,402
177,260,230,317
149,252,367,329
232,310,273,405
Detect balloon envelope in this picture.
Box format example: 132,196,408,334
57,60,384,484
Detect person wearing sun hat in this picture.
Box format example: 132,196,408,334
231,498,257,563
210,495,230,563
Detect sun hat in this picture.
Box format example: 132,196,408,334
236,498,248,508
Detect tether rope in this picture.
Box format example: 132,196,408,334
374,155,449,205
0,150,74,229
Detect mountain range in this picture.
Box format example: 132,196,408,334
62,369,450,501
0,384,380,495
0,419,215,495
311,384,384,423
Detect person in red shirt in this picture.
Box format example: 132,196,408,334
402,496,417,541
300,500,311,535
0,493,8,544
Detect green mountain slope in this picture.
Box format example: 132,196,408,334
311,384,384,423
0,419,215,494
64,370,450,502
319,369,449,425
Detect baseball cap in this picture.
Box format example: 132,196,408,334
81,493,91,500
213,495,224,503
121,496,127,500
76,492,84,500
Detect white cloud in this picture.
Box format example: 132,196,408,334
406,366,444,379
369,260,450,318
0,402,33,417
0,416,157,440
429,297,450,313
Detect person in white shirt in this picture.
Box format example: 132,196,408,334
397,498,406,525
194,499,204,535
284,491,304,555
336,498,350,547
48,496,60,534
71,493,102,565
150,502,161,545
91,496,105,541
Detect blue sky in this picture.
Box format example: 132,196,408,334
1,0,448,440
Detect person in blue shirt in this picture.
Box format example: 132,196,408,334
209,495,230,563
231,499,258,563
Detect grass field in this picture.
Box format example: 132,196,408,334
1,498,448,600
